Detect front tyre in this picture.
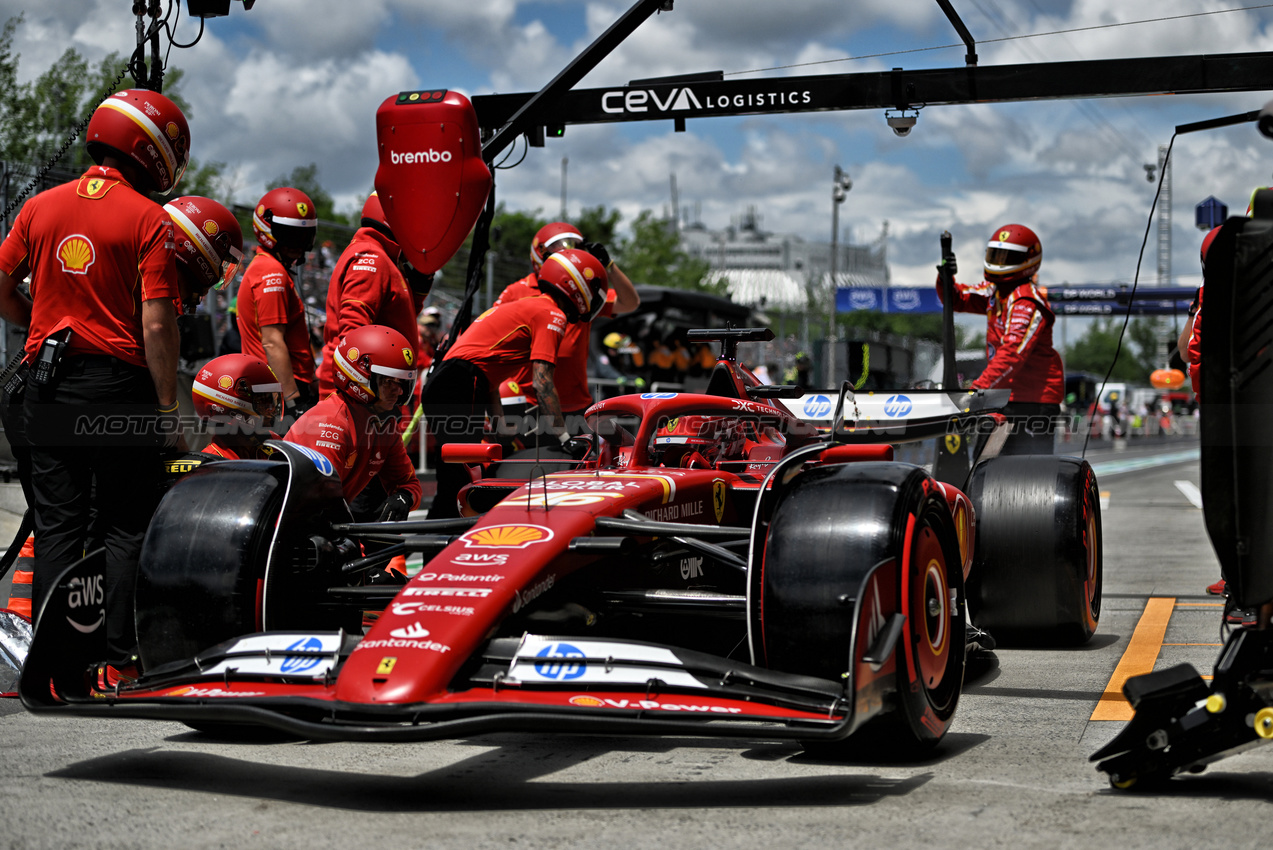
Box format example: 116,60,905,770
753,463,965,753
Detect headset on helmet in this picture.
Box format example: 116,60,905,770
253,186,318,253
86,89,191,195
536,248,608,323
333,324,417,405
984,223,1042,285
530,222,583,271
164,196,244,293
193,354,282,434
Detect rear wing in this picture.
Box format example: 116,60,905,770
778,385,1011,444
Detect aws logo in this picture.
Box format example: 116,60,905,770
57,234,96,275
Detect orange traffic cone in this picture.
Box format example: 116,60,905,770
6,535,34,618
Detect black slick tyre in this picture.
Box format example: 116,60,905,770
965,455,1101,646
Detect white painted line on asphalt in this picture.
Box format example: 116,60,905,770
1088,447,1200,478
1174,479,1204,509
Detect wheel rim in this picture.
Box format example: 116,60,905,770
912,525,951,689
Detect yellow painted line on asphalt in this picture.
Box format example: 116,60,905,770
1091,597,1176,721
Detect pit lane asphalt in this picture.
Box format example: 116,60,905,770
3,436,1270,850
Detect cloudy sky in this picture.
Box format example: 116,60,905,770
4,0,1273,289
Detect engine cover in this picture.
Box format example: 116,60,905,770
374,89,492,274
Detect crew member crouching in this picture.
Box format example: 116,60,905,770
193,353,282,460
288,324,422,520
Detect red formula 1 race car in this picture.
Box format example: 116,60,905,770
13,329,1100,756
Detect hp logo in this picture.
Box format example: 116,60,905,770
883,394,913,417
803,394,832,418
533,642,587,680
280,636,325,673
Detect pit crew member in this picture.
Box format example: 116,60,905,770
316,190,432,398
164,195,244,316
288,324,422,520
237,186,319,419
193,353,282,460
0,89,190,668
421,248,608,518
937,223,1064,455
490,222,639,437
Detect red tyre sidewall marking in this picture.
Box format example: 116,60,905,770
914,526,950,688
899,512,917,683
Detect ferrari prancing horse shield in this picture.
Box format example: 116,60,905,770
712,480,726,522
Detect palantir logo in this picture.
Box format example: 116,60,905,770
883,394,913,417
280,636,325,673
533,642,587,680
803,394,832,418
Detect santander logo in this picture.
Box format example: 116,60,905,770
390,149,453,164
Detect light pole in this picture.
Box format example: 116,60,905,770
829,166,852,364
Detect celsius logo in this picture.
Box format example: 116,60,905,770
390,149,453,164
803,394,832,418
883,395,913,417
533,642,587,680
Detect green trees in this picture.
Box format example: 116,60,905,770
0,15,226,204
1062,316,1167,381
616,210,720,295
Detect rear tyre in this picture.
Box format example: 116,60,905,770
753,463,965,754
965,455,1101,646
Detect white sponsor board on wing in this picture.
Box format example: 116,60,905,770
507,635,706,689
196,632,343,679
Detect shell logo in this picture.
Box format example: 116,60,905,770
218,375,234,390
569,695,605,708
402,348,414,366
257,204,266,215
203,220,219,236
583,267,595,279
346,347,359,361
297,202,309,217
57,235,96,275
459,524,554,549
165,121,180,139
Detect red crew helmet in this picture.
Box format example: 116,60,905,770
253,186,318,253
1200,225,1222,271
332,324,417,405
536,248,608,322
362,190,389,230
984,223,1042,285
530,221,583,271
193,354,282,430
164,196,245,292
85,89,191,195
